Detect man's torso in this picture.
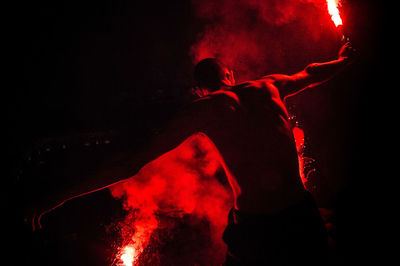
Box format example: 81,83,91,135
194,79,307,213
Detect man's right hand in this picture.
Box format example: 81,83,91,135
338,42,357,61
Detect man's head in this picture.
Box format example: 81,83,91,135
194,58,235,92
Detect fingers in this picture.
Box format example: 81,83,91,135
345,42,356,52
23,212,42,232
346,44,357,58
23,203,48,232
341,42,352,52
339,41,357,60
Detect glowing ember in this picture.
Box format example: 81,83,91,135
120,245,136,266
114,208,158,265
326,0,342,27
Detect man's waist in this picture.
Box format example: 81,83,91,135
233,188,310,220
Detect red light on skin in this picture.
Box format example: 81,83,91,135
326,0,343,27
292,126,306,183
292,126,304,153
292,126,317,189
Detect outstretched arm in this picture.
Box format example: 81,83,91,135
27,103,207,230
263,42,356,99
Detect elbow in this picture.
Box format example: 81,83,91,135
305,63,319,75
304,63,326,85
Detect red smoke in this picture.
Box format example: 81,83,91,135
108,1,340,264
190,0,339,81
110,134,232,265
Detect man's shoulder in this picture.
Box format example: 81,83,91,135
211,90,240,103
190,90,241,114
234,79,279,100
191,90,239,104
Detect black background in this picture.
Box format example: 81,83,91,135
6,0,389,265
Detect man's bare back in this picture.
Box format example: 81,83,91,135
190,80,307,213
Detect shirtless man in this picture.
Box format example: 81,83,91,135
29,43,355,264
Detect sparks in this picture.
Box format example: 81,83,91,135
326,0,342,27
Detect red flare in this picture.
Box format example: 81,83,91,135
326,0,343,27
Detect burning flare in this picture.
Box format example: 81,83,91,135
110,134,233,265
326,0,342,27
120,245,136,266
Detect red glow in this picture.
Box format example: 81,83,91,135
120,245,136,266
190,0,342,82
292,125,317,190
110,134,233,264
326,0,342,27
112,128,313,264
292,126,306,183
292,126,304,153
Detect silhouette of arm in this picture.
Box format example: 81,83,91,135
28,103,208,230
263,42,355,99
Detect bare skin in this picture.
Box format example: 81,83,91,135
28,43,355,229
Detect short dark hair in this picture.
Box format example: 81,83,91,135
194,58,226,91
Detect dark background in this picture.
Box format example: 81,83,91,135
6,0,389,265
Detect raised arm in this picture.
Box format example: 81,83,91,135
263,42,356,99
